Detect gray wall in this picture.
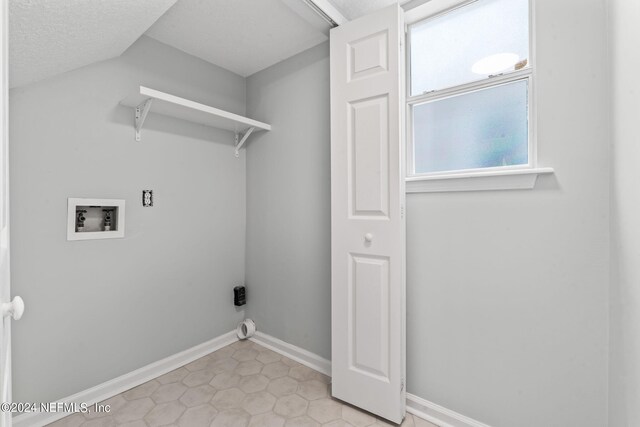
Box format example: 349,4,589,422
9,1,615,423
609,0,640,425
10,36,247,404
245,0,610,426
406,0,609,425
245,43,331,359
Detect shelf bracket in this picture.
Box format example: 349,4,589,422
234,127,255,157
135,98,153,142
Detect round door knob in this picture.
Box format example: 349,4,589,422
364,233,374,243
2,296,24,321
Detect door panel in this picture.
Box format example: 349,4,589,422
350,95,389,217
349,31,389,80
350,254,390,379
330,4,405,423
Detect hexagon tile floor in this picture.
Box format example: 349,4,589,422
49,340,437,427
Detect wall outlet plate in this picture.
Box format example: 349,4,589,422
142,190,153,207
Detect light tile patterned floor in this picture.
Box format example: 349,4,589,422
49,340,437,427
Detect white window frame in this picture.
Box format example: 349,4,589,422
404,0,553,193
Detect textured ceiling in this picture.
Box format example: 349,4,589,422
9,0,176,88
327,0,404,20
8,0,409,88
145,0,329,77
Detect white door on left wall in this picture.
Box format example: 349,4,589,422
0,1,24,425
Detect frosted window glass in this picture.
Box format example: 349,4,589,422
412,80,528,174
410,0,529,95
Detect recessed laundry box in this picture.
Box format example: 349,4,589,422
67,198,125,241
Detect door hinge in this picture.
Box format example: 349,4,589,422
401,378,405,392
401,204,405,219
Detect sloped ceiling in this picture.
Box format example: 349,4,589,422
144,0,329,77
8,0,410,88
9,0,176,88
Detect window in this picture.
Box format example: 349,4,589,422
406,0,551,191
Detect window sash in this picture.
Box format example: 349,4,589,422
405,0,536,178
407,0,530,97
407,74,533,178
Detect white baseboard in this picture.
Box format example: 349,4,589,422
249,331,331,377
406,393,492,427
14,330,238,427
250,330,491,427
13,327,491,427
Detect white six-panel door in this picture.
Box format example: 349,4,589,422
330,4,406,423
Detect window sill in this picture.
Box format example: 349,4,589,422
405,167,554,193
